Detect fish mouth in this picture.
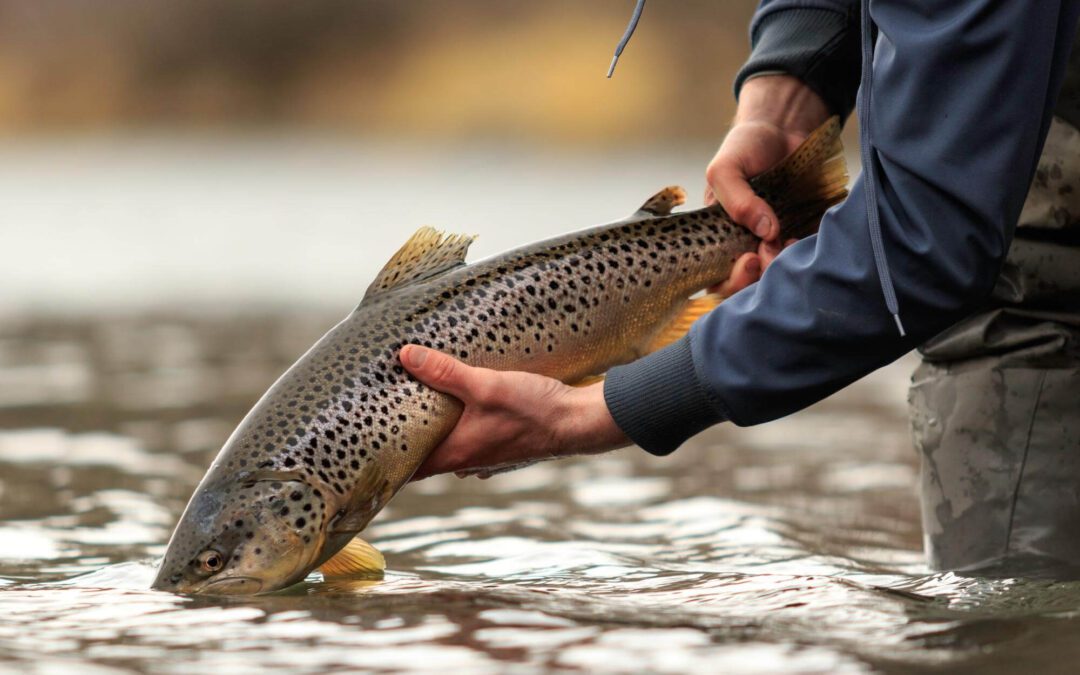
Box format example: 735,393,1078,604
198,576,264,595
192,543,321,596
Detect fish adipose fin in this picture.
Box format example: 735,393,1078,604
636,186,687,216
748,115,848,241
319,537,386,579
646,293,722,354
364,227,477,301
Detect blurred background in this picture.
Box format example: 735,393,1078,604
0,0,769,312
0,0,752,141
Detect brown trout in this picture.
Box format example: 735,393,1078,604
152,118,846,595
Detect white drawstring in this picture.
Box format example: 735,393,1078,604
858,0,906,336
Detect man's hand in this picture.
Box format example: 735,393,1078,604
399,345,629,480
706,75,830,296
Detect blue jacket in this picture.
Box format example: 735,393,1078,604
604,0,1080,455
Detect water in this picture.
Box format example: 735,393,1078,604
3,138,1080,674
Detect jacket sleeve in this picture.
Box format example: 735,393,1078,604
605,0,1080,456
735,1,862,120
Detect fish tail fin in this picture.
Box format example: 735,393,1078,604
748,116,848,241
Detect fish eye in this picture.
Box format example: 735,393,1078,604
196,549,224,575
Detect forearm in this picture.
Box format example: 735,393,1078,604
736,1,861,120
735,75,829,134
609,0,1080,455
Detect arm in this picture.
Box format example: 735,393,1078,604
708,0,859,292
606,0,1080,455
736,1,862,123
402,0,1078,478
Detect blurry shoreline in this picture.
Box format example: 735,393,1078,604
0,1,755,146
0,135,719,313
0,130,861,314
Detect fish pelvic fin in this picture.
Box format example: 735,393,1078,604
319,537,386,579
363,227,477,302
645,293,722,354
748,115,848,241
635,186,687,216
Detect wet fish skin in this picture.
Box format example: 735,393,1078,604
152,118,846,595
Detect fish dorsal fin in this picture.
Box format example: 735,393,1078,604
636,186,687,216
363,227,476,301
319,537,385,579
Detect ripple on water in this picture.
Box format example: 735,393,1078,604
4,317,1080,674
0,429,193,476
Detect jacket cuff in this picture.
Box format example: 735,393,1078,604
603,336,728,456
734,7,861,120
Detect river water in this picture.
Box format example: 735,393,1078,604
2,138,1079,674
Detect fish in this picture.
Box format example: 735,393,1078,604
151,117,847,595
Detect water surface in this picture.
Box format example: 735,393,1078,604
5,313,1080,674
3,139,1079,674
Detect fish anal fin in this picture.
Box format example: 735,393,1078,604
636,186,687,216
570,294,720,385
646,294,722,354
363,227,476,302
319,537,386,579
569,374,605,388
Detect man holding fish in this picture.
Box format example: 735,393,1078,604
403,1,1080,575
153,0,1080,594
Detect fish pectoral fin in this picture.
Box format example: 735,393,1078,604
363,226,477,302
319,537,386,579
646,293,722,354
635,186,687,216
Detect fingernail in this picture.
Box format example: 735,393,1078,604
753,215,771,238
405,346,427,369
746,258,761,276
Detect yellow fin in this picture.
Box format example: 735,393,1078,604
570,374,605,388
646,294,722,354
636,186,687,216
568,295,720,386
363,227,476,301
319,537,386,579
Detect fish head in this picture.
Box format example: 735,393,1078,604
152,472,331,595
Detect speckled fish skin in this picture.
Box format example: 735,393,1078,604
152,118,846,596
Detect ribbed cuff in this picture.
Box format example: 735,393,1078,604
603,336,728,457
734,7,861,121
